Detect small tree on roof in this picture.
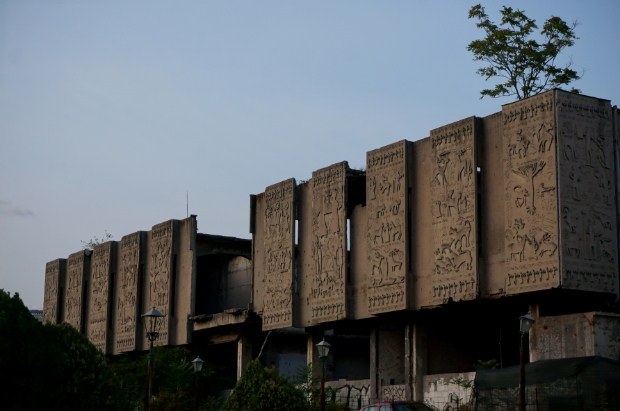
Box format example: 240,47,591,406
467,4,582,100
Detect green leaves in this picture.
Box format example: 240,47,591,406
467,4,581,99
222,359,311,411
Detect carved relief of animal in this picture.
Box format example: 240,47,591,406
446,249,472,272
449,220,472,250
507,235,526,262
389,249,404,272
536,183,555,198
441,190,461,216
537,233,558,258
536,122,554,153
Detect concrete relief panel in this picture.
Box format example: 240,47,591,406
89,242,114,352
65,250,88,332
149,220,174,346
44,259,64,324
502,92,560,293
430,117,478,303
556,91,618,293
262,178,296,330
309,162,348,323
366,141,408,313
116,232,143,352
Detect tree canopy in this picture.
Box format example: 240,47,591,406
0,289,122,410
467,4,582,99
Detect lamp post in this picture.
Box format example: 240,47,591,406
519,311,535,411
142,306,166,411
192,356,204,411
316,338,331,411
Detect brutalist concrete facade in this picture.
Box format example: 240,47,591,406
43,90,620,406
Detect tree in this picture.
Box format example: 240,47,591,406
81,230,113,250
467,4,582,99
222,359,310,411
0,289,125,410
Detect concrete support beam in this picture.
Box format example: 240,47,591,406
370,326,378,402
237,334,253,380
307,328,324,385
412,323,427,401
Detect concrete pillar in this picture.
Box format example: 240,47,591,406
237,334,253,380
307,328,324,385
528,302,540,363
370,326,378,402
412,322,427,402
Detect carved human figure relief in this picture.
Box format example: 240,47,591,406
309,162,348,323
366,141,408,313
556,91,618,294
503,91,559,293
116,232,142,352
430,118,478,304
148,221,174,346
262,178,296,330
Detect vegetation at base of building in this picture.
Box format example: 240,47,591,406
473,359,499,370
81,230,113,250
109,346,227,410
0,289,226,411
0,289,123,410
222,359,311,411
467,4,582,100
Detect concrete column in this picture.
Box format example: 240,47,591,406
528,302,540,363
412,322,427,402
370,326,378,402
307,328,324,385
237,334,253,380
405,322,413,401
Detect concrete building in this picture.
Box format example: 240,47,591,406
43,90,620,408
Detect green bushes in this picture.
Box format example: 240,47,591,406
222,359,311,411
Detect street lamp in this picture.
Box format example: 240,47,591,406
192,356,204,411
142,306,166,411
518,311,535,411
316,339,331,411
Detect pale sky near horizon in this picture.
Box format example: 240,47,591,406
1,0,618,309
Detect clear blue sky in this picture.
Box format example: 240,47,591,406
1,0,618,309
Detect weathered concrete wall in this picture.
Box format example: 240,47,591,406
423,371,476,409
43,258,65,324
366,141,410,313
478,112,507,296
429,117,479,304
262,179,296,330
410,137,434,308
530,311,620,361
86,241,116,353
261,329,307,378
63,250,90,333
325,379,371,411
556,91,618,293
113,231,145,354
502,91,561,292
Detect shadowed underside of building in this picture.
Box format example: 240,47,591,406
43,90,620,407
